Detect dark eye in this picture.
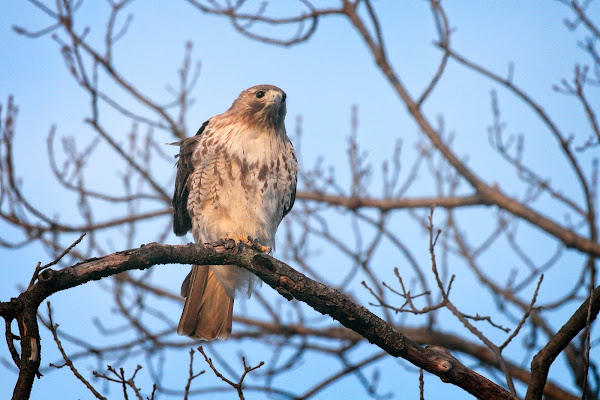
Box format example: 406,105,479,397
255,91,265,99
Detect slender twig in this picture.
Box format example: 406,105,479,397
29,233,86,287
581,287,594,399
198,346,264,400
184,349,205,400
47,302,107,400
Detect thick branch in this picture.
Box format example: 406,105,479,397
526,285,600,400
1,243,515,400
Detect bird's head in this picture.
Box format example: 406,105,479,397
230,84,287,132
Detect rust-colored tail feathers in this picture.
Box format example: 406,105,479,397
178,265,233,340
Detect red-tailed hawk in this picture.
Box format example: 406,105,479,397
172,84,298,340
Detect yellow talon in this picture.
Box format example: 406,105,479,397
220,233,271,253
252,240,271,253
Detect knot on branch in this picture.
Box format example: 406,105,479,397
39,269,55,282
276,276,296,300
425,345,456,377
252,253,276,270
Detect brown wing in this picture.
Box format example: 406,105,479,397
172,120,210,236
281,146,298,222
281,181,296,221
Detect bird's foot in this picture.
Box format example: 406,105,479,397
215,233,271,253
251,237,272,253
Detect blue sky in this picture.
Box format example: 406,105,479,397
1,1,598,399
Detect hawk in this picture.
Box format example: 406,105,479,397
172,84,298,340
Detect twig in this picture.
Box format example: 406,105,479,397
419,368,425,400
183,349,205,400
5,318,21,369
500,275,544,351
47,302,107,400
93,365,145,400
29,233,86,288
198,346,264,400
581,287,594,399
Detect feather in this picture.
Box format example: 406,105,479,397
178,265,234,340
172,120,210,236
